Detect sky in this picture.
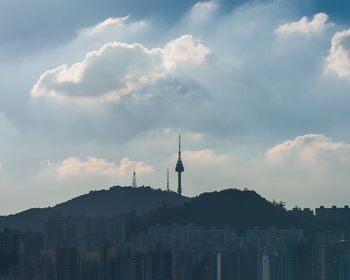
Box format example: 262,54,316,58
1,0,350,214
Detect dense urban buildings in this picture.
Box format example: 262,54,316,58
1,206,350,280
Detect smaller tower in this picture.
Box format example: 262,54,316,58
132,170,137,188
175,134,184,196
167,168,170,192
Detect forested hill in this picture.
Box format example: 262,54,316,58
129,189,293,234
0,187,302,234
0,186,189,231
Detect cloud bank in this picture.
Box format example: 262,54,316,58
2,0,350,213
265,134,350,164
57,156,154,177
276,13,331,35
326,28,350,80
31,35,209,101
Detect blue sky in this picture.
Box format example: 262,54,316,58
1,0,350,214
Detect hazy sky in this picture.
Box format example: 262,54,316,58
1,0,350,214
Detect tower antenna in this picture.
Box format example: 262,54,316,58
179,134,181,158
167,168,170,192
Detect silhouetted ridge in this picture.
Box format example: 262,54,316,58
132,189,290,234
0,187,293,234
0,186,188,231
54,186,187,216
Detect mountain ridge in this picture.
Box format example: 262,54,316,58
130,188,292,234
0,185,189,231
0,186,298,234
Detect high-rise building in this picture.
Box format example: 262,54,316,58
0,229,21,276
175,135,184,196
55,247,78,280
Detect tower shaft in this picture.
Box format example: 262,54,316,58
177,172,182,196
132,171,137,188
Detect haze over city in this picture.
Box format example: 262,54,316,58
1,0,350,214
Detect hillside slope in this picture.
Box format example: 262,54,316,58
0,186,188,231
132,189,292,234
0,187,297,234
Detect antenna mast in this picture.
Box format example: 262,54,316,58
167,168,170,191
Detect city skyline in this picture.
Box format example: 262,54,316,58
2,0,350,215
2,186,350,280
2,1,350,279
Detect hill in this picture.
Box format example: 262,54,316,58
0,187,300,234
0,186,189,231
127,189,294,235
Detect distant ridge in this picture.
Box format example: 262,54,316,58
0,186,297,234
0,186,189,231
132,188,292,234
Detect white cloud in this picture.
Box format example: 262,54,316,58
57,156,154,177
164,35,210,69
32,42,166,101
58,16,151,66
76,15,148,44
237,134,350,208
79,16,131,36
193,1,218,12
31,35,209,102
117,157,155,175
326,28,350,80
275,13,330,35
190,1,218,21
265,134,350,164
183,149,228,164
177,1,219,37
57,157,117,177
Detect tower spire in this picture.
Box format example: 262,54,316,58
175,134,184,196
178,134,181,159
